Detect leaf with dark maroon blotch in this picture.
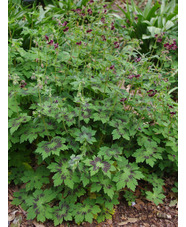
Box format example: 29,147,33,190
35,136,68,160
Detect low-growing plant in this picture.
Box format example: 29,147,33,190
123,190,137,206
8,0,178,225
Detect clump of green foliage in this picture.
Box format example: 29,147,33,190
8,0,178,225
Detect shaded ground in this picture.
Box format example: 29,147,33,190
8,177,178,227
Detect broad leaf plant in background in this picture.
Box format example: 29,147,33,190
8,0,178,225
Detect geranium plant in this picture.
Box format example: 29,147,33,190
9,0,178,225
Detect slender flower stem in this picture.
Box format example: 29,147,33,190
38,88,51,142
14,90,20,117
62,118,68,134
78,104,82,128
98,90,119,148
37,41,51,141
29,16,33,50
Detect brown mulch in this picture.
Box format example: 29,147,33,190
8,176,178,227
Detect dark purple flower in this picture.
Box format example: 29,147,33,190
171,44,177,50
101,35,106,41
76,41,82,45
76,8,81,13
147,89,154,93
128,74,135,79
170,112,176,115
148,93,156,97
164,41,177,50
135,57,141,62
81,13,85,17
104,9,107,14
147,89,157,97
110,65,115,70
157,38,162,43
173,40,177,45
168,104,173,108
54,43,59,49
61,21,68,27
86,29,92,33
103,4,107,8
63,27,69,32
134,17,138,20
126,19,130,24
111,25,115,30
45,35,49,41
87,8,92,14
114,41,119,48
135,74,140,78
54,100,58,103
121,25,126,28
71,9,76,12
101,17,105,23
120,98,127,102
148,92,154,96
88,0,94,3
164,43,169,48
155,34,158,38
20,80,27,88
48,40,54,45
111,22,115,30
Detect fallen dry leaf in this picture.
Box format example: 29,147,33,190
156,212,172,219
143,223,150,227
134,199,145,210
10,215,22,227
134,188,141,197
121,214,126,220
169,200,178,207
107,219,112,225
8,210,18,222
118,217,138,225
33,221,46,227
169,191,177,199
9,194,14,201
